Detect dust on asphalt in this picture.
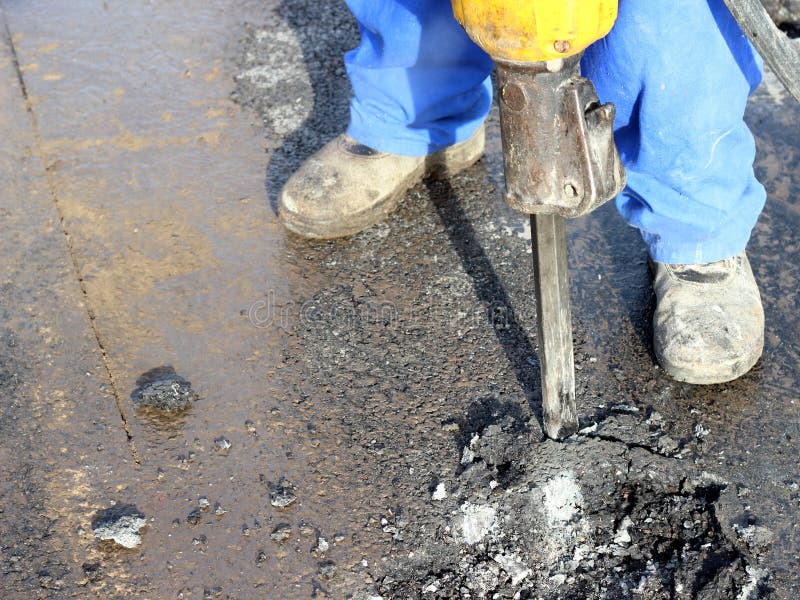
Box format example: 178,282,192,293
230,2,798,598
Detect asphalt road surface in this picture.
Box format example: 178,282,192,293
0,1,798,598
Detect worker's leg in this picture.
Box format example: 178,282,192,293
280,0,494,238
582,0,765,383
582,0,765,265
344,0,494,156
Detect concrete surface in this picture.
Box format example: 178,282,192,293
0,1,797,598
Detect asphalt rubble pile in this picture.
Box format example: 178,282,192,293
366,406,772,600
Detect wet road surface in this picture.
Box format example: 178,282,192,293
0,1,797,598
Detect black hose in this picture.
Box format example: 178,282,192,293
722,0,800,103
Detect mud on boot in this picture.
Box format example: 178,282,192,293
652,251,764,384
279,125,485,239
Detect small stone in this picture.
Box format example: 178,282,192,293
186,508,202,526
270,523,292,542
657,435,680,455
614,516,634,545
268,477,297,508
92,504,147,549
694,424,710,438
646,410,665,427
317,536,330,552
82,562,101,583
431,483,447,501
298,521,315,536
318,560,337,579
460,435,479,465
493,553,531,586
131,367,196,411
456,502,497,545
733,524,776,550
37,572,61,590
245,420,257,434
214,436,232,450
255,550,268,565
213,502,226,516
198,497,210,510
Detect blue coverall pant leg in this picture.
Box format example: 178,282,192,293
343,0,766,264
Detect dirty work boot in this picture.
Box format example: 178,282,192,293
652,251,764,384
279,126,484,239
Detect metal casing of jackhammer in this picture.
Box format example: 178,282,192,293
496,56,625,217
451,0,617,62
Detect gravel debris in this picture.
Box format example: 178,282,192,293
214,436,232,450
270,523,292,542
431,482,447,501
268,477,297,508
318,560,337,580
378,412,773,598
186,508,202,526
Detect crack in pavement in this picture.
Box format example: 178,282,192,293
0,4,139,463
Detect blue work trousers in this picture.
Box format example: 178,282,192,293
343,0,766,264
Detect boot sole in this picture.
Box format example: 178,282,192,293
280,128,485,240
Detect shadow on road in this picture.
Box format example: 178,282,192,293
426,176,545,429
263,0,356,214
